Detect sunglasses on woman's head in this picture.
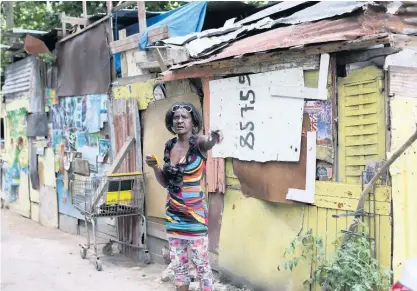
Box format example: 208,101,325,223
172,105,192,113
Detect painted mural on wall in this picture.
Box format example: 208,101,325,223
4,108,29,202
304,100,333,180
304,100,332,145
51,94,109,218
56,173,83,220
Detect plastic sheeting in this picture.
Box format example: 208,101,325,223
113,2,207,74
138,1,207,50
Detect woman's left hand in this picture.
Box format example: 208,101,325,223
211,129,224,144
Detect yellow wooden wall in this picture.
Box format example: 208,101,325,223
112,79,156,110
219,160,392,291
389,97,417,280
338,66,386,184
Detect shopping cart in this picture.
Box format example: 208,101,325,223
72,172,150,271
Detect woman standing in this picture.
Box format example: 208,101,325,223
145,101,223,291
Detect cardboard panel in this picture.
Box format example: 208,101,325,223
39,185,58,228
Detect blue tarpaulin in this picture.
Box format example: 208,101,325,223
114,2,208,75
138,1,207,50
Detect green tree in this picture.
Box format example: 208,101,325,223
1,1,185,71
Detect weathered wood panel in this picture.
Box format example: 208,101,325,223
388,66,417,99
202,77,225,193
338,66,386,184
210,68,305,162
143,93,202,218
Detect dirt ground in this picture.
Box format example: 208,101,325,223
1,209,250,291
0,209,173,291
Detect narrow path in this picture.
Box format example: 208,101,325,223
1,209,172,291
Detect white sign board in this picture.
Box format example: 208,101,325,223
210,68,305,162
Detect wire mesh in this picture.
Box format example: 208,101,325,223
71,174,145,218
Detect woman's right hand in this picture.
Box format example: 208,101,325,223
145,155,159,168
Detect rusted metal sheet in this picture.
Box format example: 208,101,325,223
57,21,111,96
236,1,308,25
232,114,310,203
2,57,34,98
275,1,368,25
202,78,225,194
165,8,417,74
200,13,402,63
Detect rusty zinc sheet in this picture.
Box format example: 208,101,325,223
168,8,417,71
56,22,111,97
232,113,310,203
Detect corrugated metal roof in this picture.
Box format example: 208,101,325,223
166,5,417,71
274,1,368,25
2,57,35,97
161,1,373,60
185,17,274,58
160,1,417,73
236,1,309,25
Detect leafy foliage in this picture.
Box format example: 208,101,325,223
281,225,392,291
0,1,186,72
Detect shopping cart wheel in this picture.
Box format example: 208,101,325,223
144,250,151,265
95,258,103,271
80,248,87,259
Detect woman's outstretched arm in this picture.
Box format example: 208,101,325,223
198,130,223,152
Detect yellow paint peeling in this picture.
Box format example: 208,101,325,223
220,159,392,289
112,79,156,110
338,66,386,184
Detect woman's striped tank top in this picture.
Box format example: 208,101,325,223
163,136,208,239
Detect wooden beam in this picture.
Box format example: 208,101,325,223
161,52,320,82
137,60,174,70
112,1,136,13
61,12,67,37
82,1,87,18
111,75,157,87
148,25,168,37
390,34,417,50
148,25,169,43
137,1,147,32
59,15,110,43
337,47,402,65
110,27,170,54
61,15,90,26
302,33,391,56
317,53,330,100
153,48,168,72
119,29,128,77
106,1,113,15
110,33,140,54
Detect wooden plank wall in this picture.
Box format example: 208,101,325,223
110,98,143,260
224,160,392,289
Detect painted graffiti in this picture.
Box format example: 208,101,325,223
5,108,28,202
